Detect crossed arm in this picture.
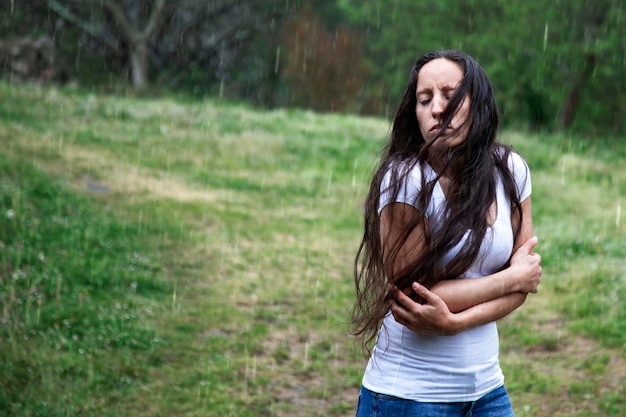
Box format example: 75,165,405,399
381,197,542,336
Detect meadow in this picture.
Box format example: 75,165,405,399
0,82,624,416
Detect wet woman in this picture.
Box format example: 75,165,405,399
352,50,542,416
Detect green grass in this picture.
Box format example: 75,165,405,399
0,155,169,415
0,81,624,416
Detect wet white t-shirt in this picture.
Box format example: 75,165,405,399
362,150,531,402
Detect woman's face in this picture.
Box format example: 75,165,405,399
415,58,470,149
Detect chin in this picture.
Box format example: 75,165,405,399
430,135,464,149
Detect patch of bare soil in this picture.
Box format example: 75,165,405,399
252,322,360,417
33,140,626,417
503,295,626,417
252,287,626,417
14,140,232,205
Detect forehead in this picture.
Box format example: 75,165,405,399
416,58,464,93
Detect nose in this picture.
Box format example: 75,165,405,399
432,95,445,118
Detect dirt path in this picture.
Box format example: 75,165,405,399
20,140,626,417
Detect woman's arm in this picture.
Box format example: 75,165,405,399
387,196,541,335
390,236,538,334
391,282,527,335
432,197,539,312
381,198,540,313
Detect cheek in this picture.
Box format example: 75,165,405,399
418,120,430,138
416,107,429,124
415,109,424,129
457,101,471,122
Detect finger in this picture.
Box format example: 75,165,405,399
393,285,416,309
390,300,409,325
521,235,538,254
411,282,444,307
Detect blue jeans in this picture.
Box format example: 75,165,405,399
355,385,514,417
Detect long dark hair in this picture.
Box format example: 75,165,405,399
351,50,524,354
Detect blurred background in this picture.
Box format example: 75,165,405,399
1,0,624,135
1,2,625,417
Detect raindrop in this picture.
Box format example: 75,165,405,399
274,47,281,74
303,342,309,370
171,281,178,314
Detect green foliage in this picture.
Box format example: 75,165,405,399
0,3,53,38
3,1,624,133
338,0,626,133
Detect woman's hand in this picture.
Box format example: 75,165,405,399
509,236,542,294
391,282,460,336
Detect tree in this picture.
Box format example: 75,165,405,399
98,0,165,90
46,0,289,92
47,0,167,90
281,3,368,112
338,0,626,133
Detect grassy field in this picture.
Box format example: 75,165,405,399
0,82,624,417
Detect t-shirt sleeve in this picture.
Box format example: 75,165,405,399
378,164,423,215
508,152,532,203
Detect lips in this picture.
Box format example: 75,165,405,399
430,124,452,134
430,124,442,133
430,123,454,135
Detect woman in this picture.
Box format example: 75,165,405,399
352,50,542,416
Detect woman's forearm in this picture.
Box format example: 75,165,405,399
431,268,522,313
431,234,540,313
391,282,528,336
449,292,527,334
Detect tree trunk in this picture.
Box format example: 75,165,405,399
561,54,596,130
129,39,149,91
102,0,165,91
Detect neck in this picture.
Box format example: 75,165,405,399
426,148,464,181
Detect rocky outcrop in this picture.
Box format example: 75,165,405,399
0,36,69,83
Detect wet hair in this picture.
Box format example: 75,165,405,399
351,50,524,355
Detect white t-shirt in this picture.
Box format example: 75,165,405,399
362,150,531,402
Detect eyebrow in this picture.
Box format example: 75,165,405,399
416,86,457,96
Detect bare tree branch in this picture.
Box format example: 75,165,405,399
47,0,101,40
141,0,166,39
46,0,290,91
102,0,167,43
101,0,135,41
